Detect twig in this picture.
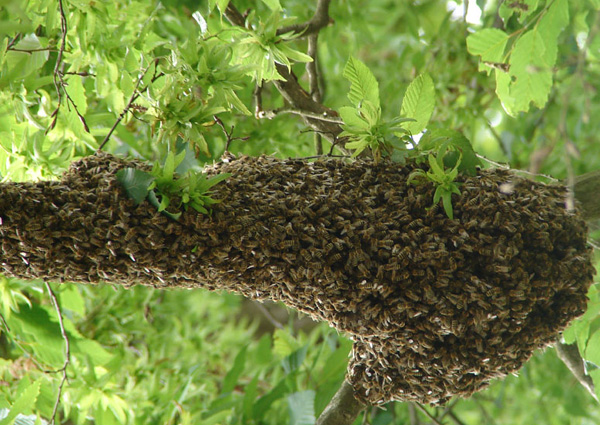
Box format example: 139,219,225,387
472,396,497,425
223,3,344,146
437,399,460,422
45,0,91,135
264,107,343,124
448,410,467,425
45,282,71,425
555,342,598,402
0,312,10,333
307,33,323,155
408,403,420,425
253,83,264,119
276,0,333,37
97,59,163,151
52,0,67,107
476,154,560,182
253,302,284,330
214,116,250,152
315,379,366,425
415,403,445,425
8,47,60,53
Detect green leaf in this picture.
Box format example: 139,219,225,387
343,56,380,108
344,139,369,157
509,30,552,112
585,329,600,366
197,172,232,192
418,129,481,175
261,0,283,12
147,191,181,220
66,75,87,116
282,345,308,375
400,73,435,134
466,28,509,63
58,285,85,315
242,375,259,422
277,44,313,63
287,390,316,425
273,328,297,357
537,0,569,66
222,346,247,394
441,189,454,219
0,380,41,425
339,106,369,130
116,168,154,205
253,378,288,421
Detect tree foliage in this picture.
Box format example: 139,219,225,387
1,0,599,424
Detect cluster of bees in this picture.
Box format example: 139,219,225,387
0,152,594,405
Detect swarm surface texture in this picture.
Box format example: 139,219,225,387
0,153,594,405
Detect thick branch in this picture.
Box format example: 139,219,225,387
0,152,595,408
316,380,365,425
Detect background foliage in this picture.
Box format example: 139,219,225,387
0,0,599,423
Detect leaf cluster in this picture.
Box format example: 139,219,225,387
229,12,313,82
339,56,414,163
116,151,230,219
340,57,481,218
466,0,570,115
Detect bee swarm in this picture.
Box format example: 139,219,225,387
0,152,594,405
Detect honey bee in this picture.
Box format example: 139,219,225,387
353,219,367,229
349,250,362,266
229,224,243,233
299,249,311,262
328,253,342,264
333,239,345,250
302,206,316,219
358,263,370,277
397,247,411,261
465,196,480,207
407,219,423,229
414,227,428,239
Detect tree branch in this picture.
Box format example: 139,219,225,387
276,0,333,37
0,153,596,414
555,342,598,402
316,380,365,425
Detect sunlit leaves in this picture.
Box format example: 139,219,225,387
418,129,481,175
468,0,569,115
400,72,435,134
340,56,415,161
466,28,509,70
117,151,231,219
288,390,316,425
0,379,42,425
508,31,553,112
232,12,313,81
343,56,380,108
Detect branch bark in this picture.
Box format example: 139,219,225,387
555,342,598,402
316,380,365,425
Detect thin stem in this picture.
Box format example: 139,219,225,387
45,282,71,425
98,59,163,151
